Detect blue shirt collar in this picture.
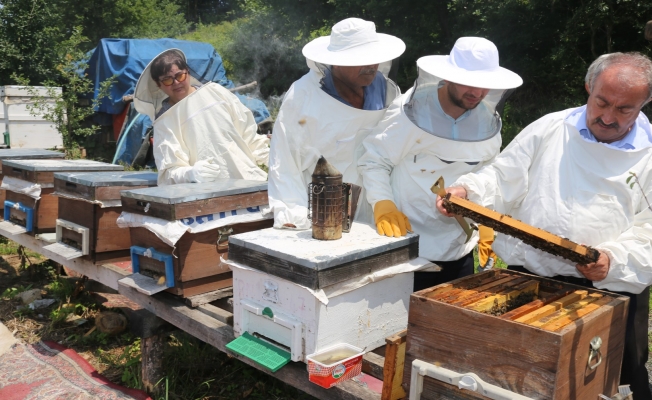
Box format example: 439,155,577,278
565,105,652,151
320,69,387,111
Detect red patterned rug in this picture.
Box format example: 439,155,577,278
0,341,151,400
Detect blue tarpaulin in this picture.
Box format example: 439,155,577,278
86,38,270,166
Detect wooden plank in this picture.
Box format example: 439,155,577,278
443,195,599,264
527,293,603,328
173,191,269,220
553,295,628,400
419,375,487,399
448,276,528,306
228,241,419,290
0,224,130,290
361,351,385,381
381,330,407,400
95,185,149,201
95,207,131,252
185,287,233,307
196,303,233,325
36,190,58,232
542,295,613,332
54,179,94,201
121,191,269,221
434,274,513,302
499,290,571,321
117,284,380,400
514,290,588,324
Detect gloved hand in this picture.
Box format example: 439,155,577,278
374,200,412,237
188,159,221,183
477,225,496,271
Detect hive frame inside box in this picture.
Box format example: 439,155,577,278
232,264,415,362
402,269,629,400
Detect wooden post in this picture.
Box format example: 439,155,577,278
381,330,407,400
141,334,165,395
646,21,652,41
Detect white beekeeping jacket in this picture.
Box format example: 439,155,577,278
455,107,652,294
153,82,269,185
268,62,400,230
359,82,502,262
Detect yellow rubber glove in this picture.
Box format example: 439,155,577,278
374,200,412,237
477,225,497,269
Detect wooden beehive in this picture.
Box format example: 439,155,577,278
121,180,272,298
0,149,65,212
403,269,628,399
43,171,158,264
1,159,123,234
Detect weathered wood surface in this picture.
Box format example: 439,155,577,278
141,334,165,395
121,191,269,221
404,270,628,399
118,284,381,400
228,241,419,290
185,287,233,307
442,195,599,264
0,224,130,290
419,376,487,399
6,189,58,233
381,330,407,400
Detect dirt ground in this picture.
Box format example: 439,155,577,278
2,241,652,399
0,243,313,400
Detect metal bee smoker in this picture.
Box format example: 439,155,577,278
308,156,353,240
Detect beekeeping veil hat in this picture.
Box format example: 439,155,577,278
405,37,523,141
134,48,205,121
302,18,405,78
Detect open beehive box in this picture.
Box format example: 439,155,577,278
0,159,123,235
0,149,65,212
119,180,273,298
42,171,158,263
404,269,628,399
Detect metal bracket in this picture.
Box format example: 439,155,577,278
588,336,603,370
130,246,175,288
4,200,34,232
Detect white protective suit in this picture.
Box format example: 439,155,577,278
454,107,652,294
267,67,400,229
359,84,502,261
154,82,269,185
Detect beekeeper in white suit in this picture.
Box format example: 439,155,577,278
437,52,652,398
267,18,405,229
134,48,269,185
358,37,522,290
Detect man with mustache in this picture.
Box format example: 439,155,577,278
268,18,405,229
358,37,522,290
437,52,652,398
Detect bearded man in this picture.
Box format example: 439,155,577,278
358,37,522,290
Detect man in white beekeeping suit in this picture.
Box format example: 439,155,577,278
437,52,652,398
267,18,405,229
134,49,269,185
358,37,522,290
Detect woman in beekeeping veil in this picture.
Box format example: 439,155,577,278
134,49,269,185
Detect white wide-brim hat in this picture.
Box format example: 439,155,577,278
418,37,523,90
134,48,201,121
302,18,406,66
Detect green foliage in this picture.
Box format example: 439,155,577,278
13,28,115,157
1,284,33,300
47,277,77,302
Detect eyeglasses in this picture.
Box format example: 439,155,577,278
158,71,188,86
